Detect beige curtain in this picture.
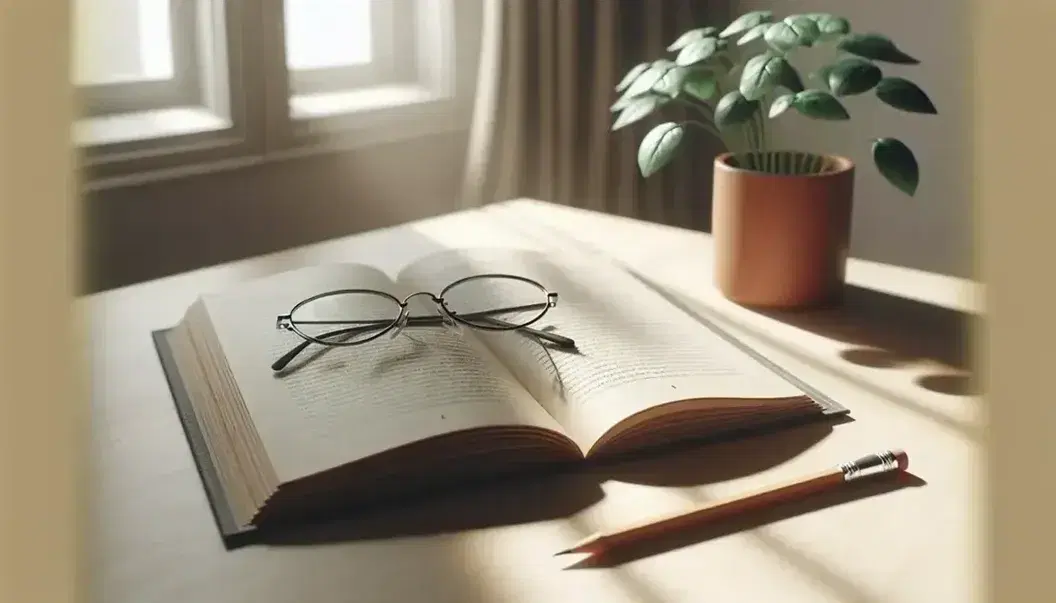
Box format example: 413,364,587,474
460,0,728,230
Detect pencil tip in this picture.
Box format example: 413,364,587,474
554,534,601,556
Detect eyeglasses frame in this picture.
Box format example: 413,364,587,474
272,273,574,371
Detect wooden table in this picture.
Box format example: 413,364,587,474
86,199,983,603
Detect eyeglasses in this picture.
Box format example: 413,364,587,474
271,273,576,372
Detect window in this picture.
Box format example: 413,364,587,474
75,0,197,116
74,0,472,186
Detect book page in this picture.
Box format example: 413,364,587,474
198,262,568,483
397,248,812,453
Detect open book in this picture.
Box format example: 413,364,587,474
153,247,846,547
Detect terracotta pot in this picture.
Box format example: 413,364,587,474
711,151,855,309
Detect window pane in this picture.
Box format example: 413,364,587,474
285,0,373,70
74,0,174,85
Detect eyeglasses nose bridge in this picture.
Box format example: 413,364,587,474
401,290,441,305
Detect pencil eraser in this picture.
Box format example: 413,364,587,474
892,449,909,471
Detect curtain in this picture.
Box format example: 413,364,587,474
460,0,729,231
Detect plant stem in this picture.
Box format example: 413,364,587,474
683,119,722,140
672,97,715,121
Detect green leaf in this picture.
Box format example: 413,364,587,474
811,13,851,38
651,66,689,97
792,90,850,120
638,122,685,177
719,10,773,38
611,90,662,112
682,70,718,102
764,16,821,52
610,94,634,112
667,27,718,51
612,95,670,131
872,137,919,196
675,37,722,67
875,77,938,114
827,57,882,96
623,63,672,97
739,53,802,101
737,23,770,46
836,33,919,64
768,93,795,118
615,62,651,92
714,91,760,128
779,65,804,93
810,65,836,92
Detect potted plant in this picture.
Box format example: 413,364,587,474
611,10,937,309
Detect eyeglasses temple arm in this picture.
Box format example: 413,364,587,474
271,321,394,371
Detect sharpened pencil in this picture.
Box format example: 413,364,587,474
554,449,910,558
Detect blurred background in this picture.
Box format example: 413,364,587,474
76,0,970,296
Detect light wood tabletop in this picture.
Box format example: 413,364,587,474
85,199,983,603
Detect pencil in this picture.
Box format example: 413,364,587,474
554,448,910,557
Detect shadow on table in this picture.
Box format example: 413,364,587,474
257,417,839,546
748,284,981,397
563,470,928,569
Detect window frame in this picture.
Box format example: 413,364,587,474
77,0,204,118
77,0,265,184
74,0,479,191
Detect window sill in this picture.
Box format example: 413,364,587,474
289,84,438,120
281,82,468,156
78,84,470,191
75,107,230,147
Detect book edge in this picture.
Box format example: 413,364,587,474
151,327,261,550
691,308,850,417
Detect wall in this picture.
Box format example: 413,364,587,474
84,130,468,292
729,0,972,278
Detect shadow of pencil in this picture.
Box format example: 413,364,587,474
563,471,927,569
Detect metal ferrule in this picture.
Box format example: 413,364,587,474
838,450,900,482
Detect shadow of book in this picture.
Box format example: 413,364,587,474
563,471,928,569
255,418,840,546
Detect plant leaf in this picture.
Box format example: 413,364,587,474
768,93,795,118
779,64,804,93
739,53,802,100
682,70,718,102
810,13,851,39
638,122,685,177
615,62,651,92
623,63,672,97
875,77,938,114
651,66,689,97
612,95,670,131
792,90,850,120
764,16,821,52
676,37,721,67
610,94,634,112
737,23,770,45
836,33,919,64
872,137,919,196
719,10,773,38
611,90,662,112
810,65,836,92
827,56,882,96
714,91,760,128
667,27,718,51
